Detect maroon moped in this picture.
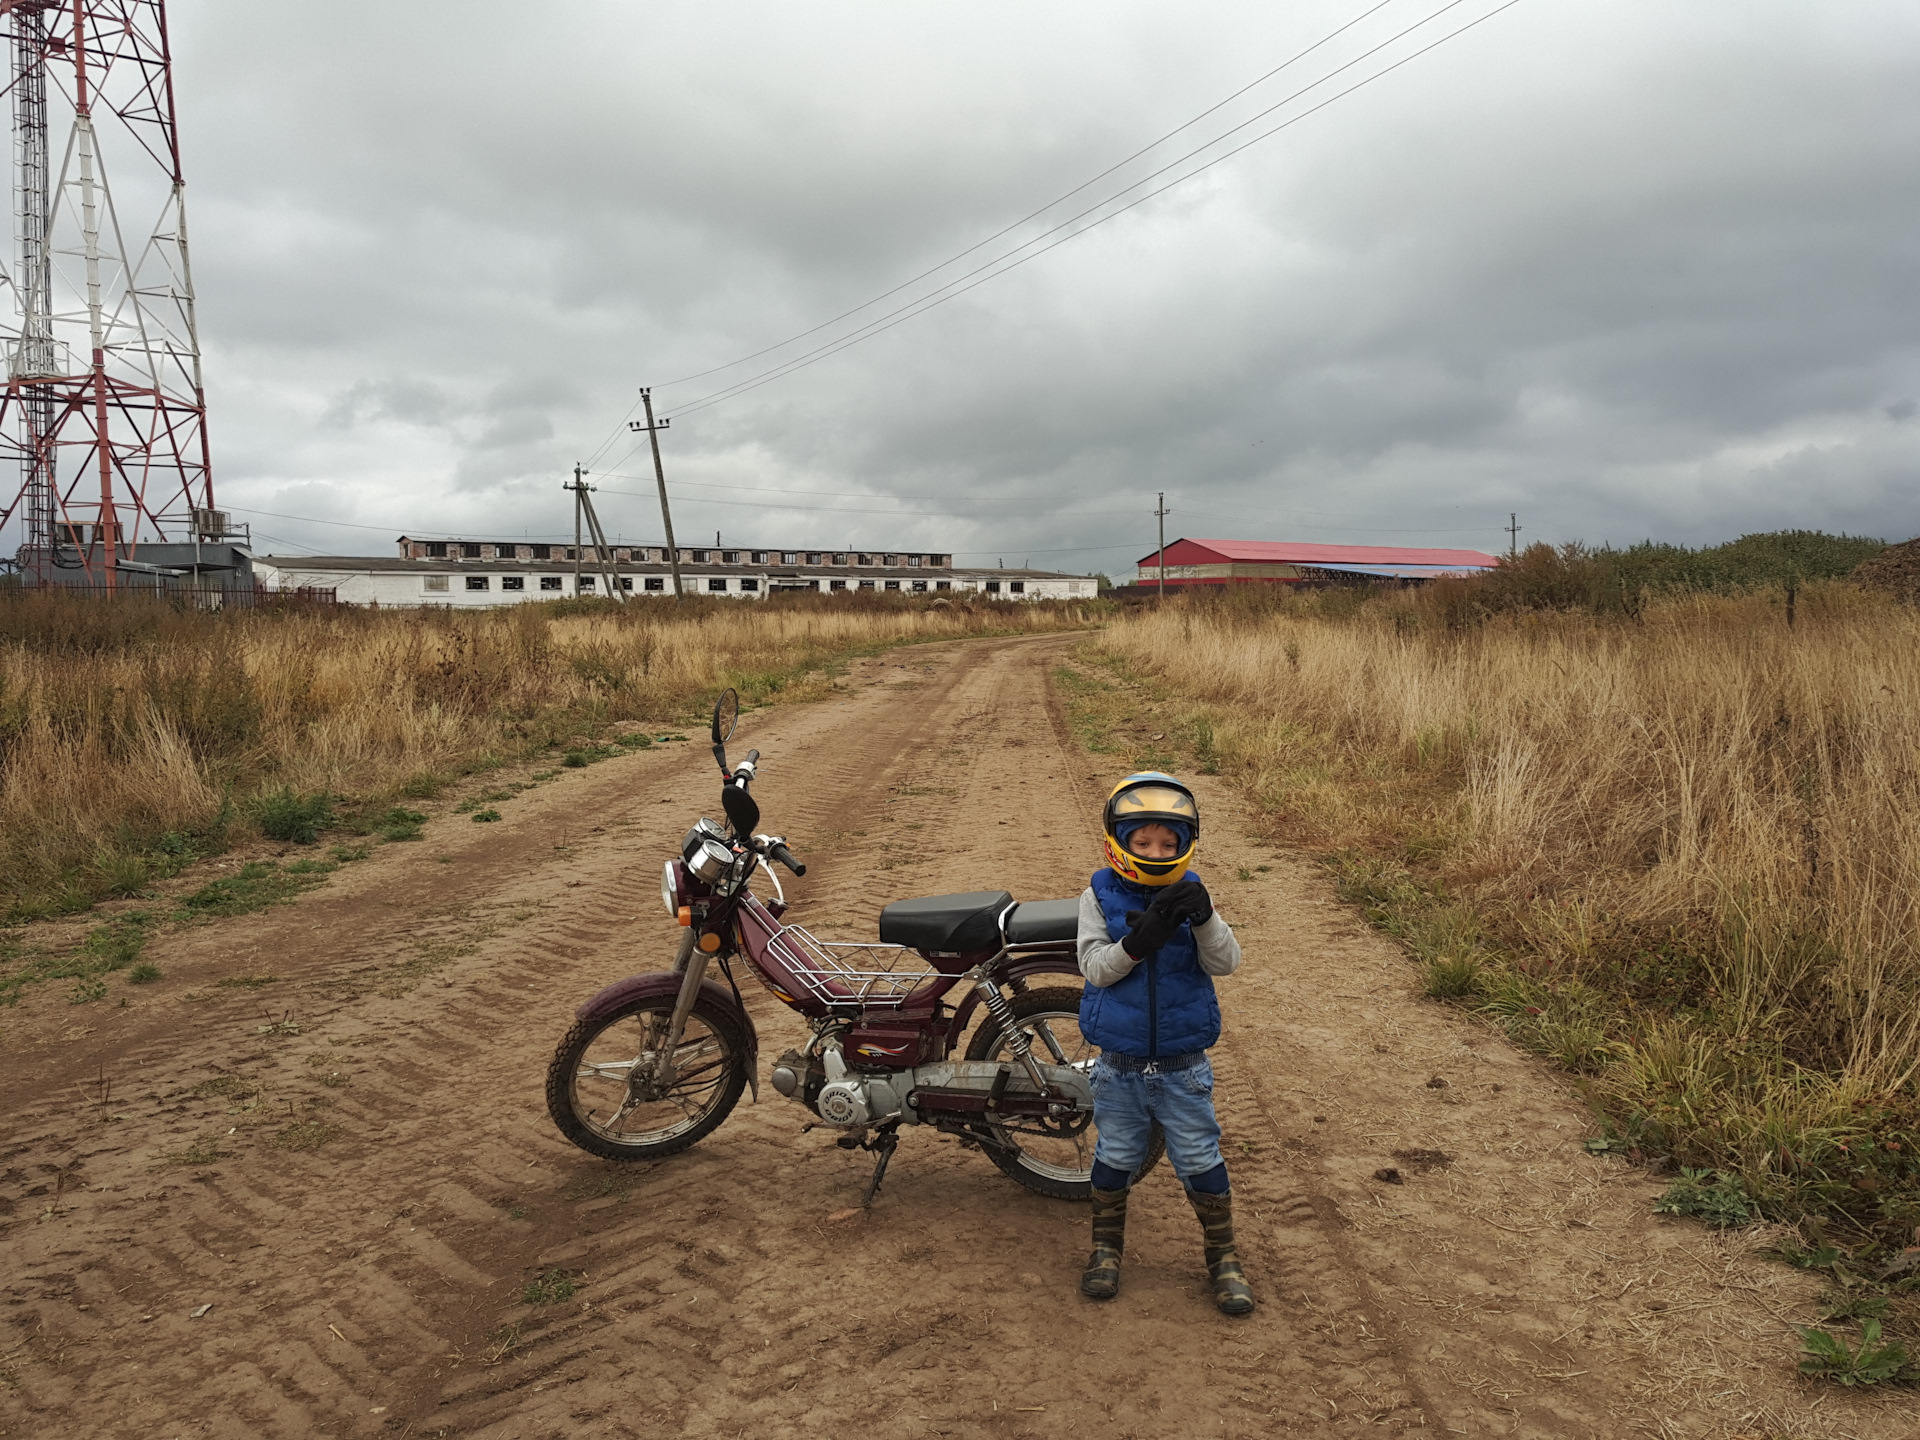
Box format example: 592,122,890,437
546,689,1165,1202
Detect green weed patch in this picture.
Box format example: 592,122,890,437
178,861,320,917
1797,1320,1918,1386
521,1268,577,1305
371,806,427,840
254,788,334,845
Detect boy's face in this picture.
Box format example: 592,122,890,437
1126,822,1182,860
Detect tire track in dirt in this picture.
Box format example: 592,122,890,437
1,636,1135,1438
5,633,1907,1439
406,637,1435,1440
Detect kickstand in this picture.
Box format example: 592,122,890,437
860,1123,901,1207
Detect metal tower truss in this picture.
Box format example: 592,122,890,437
0,0,211,591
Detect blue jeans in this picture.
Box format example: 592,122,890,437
1090,1054,1224,1183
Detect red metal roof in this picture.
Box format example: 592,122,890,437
1140,538,1499,569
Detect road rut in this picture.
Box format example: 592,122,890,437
1,634,1905,1439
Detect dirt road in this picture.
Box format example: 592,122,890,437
2,634,1909,1438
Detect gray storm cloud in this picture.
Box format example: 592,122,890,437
155,0,1920,569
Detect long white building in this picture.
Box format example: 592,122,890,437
254,539,1095,606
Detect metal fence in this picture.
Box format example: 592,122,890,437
0,581,337,608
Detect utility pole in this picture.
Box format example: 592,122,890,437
573,463,584,593
1155,492,1169,601
630,389,684,598
565,465,626,603
1506,512,1521,560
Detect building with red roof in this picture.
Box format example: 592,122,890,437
1134,538,1500,587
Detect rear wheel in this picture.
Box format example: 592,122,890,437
546,992,749,1160
964,985,1164,1200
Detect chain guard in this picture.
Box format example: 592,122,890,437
945,1114,1086,1150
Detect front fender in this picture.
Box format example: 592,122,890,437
575,971,760,1101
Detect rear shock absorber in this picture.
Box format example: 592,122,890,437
968,969,1051,1094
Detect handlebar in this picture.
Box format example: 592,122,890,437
727,757,801,875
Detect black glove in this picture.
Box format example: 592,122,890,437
1121,906,1180,961
1154,878,1213,928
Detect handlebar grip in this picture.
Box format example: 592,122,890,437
768,842,805,877
744,749,760,766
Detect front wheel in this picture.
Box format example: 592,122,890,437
546,991,749,1160
964,985,1165,1200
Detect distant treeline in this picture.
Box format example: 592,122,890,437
1459,529,1887,615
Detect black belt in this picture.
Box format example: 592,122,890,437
1098,1049,1206,1074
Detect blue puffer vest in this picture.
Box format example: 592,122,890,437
1079,867,1221,1059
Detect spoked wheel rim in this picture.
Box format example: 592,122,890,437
568,1002,738,1148
975,1007,1101,1183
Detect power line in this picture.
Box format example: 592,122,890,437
234,490,1494,537
1171,508,1497,535
951,543,1143,557
226,506,413,534
648,0,1410,397
596,470,996,504
664,0,1524,421
589,483,1150,522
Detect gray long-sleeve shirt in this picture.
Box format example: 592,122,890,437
1076,885,1242,989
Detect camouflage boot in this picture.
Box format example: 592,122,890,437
1079,1185,1129,1299
1187,1188,1255,1316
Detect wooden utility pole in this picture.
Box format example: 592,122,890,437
1506,512,1521,559
565,465,626,602
631,389,684,598
573,463,585,593
1155,492,1169,601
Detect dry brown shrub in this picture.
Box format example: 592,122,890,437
1099,584,1920,1217
0,592,1095,916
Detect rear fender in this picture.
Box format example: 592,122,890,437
575,972,760,1101
948,955,1084,1040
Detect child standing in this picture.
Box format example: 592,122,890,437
1075,771,1253,1316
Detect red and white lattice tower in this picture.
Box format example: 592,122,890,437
0,1,210,591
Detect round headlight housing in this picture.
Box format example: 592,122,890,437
661,860,680,918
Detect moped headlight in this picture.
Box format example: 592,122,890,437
661,860,680,918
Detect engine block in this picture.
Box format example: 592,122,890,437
769,1040,1093,1130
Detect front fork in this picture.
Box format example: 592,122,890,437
641,929,706,1092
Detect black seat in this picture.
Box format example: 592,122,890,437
878,890,1013,954
1003,898,1080,946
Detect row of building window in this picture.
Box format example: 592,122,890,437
419,574,1024,595
417,542,948,568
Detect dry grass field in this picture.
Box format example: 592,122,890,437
1078,580,1920,1371
0,591,1095,923
3,620,1917,1433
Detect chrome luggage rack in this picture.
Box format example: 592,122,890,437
766,923,936,1008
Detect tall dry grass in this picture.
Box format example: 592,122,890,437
0,591,1093,918
1097,584,1920,1238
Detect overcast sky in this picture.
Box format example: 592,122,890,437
42,0,1920,574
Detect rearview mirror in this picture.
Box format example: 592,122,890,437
712,688,739,744
711,687,739,775
721,781,760,838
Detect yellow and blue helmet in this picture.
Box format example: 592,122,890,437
1101,772,1200,887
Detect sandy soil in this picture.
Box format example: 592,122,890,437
2,633,1913,1439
